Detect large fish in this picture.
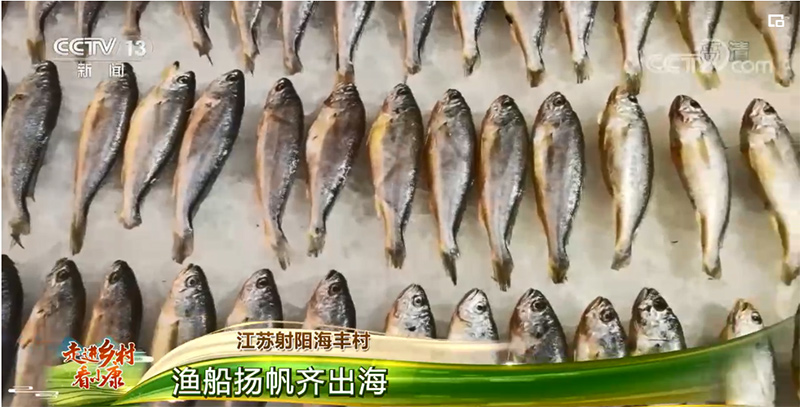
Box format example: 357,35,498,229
303,270,356,330
122,1,149,41
232,1,264,74
256,78,303,270
448,288,498,341
574,296,627,361
227,269,283,328
613,1,658,94
75,1,104,39
11,259,85,407
598,86,653,270
477,95,528,291
280,1,317,75
119,61,195,229
334,1,374,83
740,99,800,286
2,61,62,248
673,1,723,90
508,288,568,364
368,83,424,269
425,89,476,285
84,260,142,345
531,92,585,284
172,69,245,264
25,1,58,64
400,1,437,77
628,287,686,356
2,255,23,391
669,95,730,279
306,82,366,257
746,2,798,87
179,1,212,63
503,1,549,87
453,1,490,76
559,1,598,83
385,284,436,338
720,300,775,407
71,62,138,255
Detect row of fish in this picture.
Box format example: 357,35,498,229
15,1,800,91
1,256,795,406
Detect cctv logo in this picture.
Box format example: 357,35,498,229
53,38,118,57
767,14,785,28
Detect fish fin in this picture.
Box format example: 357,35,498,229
119,206,142,230
27,161,43,202
698,213,721,279
611,204,631,270
383,208,406,270
463,50,480,76
9,216,30,249
26,38,45,64
527,68,545,87
307,224,326,257
491,248,513,292
782,262,799,286
695,62,720,90
70,211,88,255
574,57,591,84
244,54,255,75
440,248,458,285
273,230,291,270
548,255,569,284
172,227,194,264
611,249,631,271
284,52,302,75
336,67,355,85
625,70,642,95
703,261,721,280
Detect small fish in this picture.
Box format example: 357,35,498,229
172,70,245,264
227,269,283,328
302,270,356,330
669,95,730,279
477,95,528,291
628,287,686,356
531,92,585,284
2,68,8,118
503,1,549,87
306,82,366,257
559,1,598,83
2,255,23,391
2,61,62,248
746,2,798,87
613,1,658,94
256,78,303,270
425,89,476,285
448,288,498,341
368,83,424,269
385,284,436,338
280,1,317,75
150,264,216,362
453,1,490,76
11,259,85,407
793,303,799,400
400,1,437,76
598,86,653,270
84,260,142,345
720,299,775,407
180,1,213,63
740,99,800,285
120,61,195,229
71,63,139,255
75,1,104,39
508,288,568,364
334,1,374,83
574,296,627,361
25,1,58,64
122,1,149,41
232,1,264,74
673,1,723,89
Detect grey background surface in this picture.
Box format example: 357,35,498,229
1,1,799,405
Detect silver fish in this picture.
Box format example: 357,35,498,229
448,288,498,341
746,2,798,87
256,78,303,270
400,1,437,77
673,1,723,89
334,1,375,83
179,1,212,63
306,82,366,257
453,1,490,76
425,89,476,285
598,86,653,270
303,270,356,330
721,299,775,407
477,95,528,291
508,288,568,364
531,92,585,284
172,70,245,264
628,288,686,356
11,259,85,407
227,269,283,327
280,1,317,75
559,1,598,83
669,95,730,279
2,61,61,247
503,1,549,87
368,83,424,269
71,63,138,255
122,1,149,41
2,255,23,391
25,1,58,64
232,1,264,74
574,296,627,361
740,99,800,285
84,260,142,345
613,1,658,94
385,284,436,338
75,1,104,39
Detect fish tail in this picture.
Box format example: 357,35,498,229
611,247,632,271
70,211,88,255
194,39,213,65
574,56,591,84
702,261,722,280
243,54,255,75
491,246,514,292
440,247,459,286
699,215,722,279
781,262,799,286
775,64,794,88
119,202,142,230
548,254,569,284
386,238,406,270
405,59,421,76
463,49,480,76
527,68,545,87
381,207,406,270
272,230,291,271
9,216,30,249
307,223,327,258
172,227,194,264
695,60,720,90
26,37,45,64
336,66,355,84
284,52,302,75
122,25,141,41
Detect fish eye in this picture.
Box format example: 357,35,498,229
56,269,71,282
628,94,638,104
35,64,49,73
751,312,762,324
653,298,668,312
108,271,121,284
475,303,487,314
185,275,198,287
688,100,700,109
531,300,547,312
396,86,409,95
552,97,565,107
412,295,423,307
328,283,342,295
275,80,286,91
763,105,775,115
407,325,417,332
600,309,616,323
177,75,190,85
256,277,270,289
225,71,239,82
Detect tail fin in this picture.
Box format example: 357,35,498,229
440,247,459,286
491,246,514,292
243,54,255,75
307,224,327,257
26,38,45,64
703,260,722,280
695,60,720,90
194,39,213,65
623,59,643,95
527,68,545,87
781,262,799,286
574,56,592,84
172,228,194,264
271,230,291,270
336,65,355,84
548,253,569,284
284,52,302,75
611,246,632,271
9,215,30,249
383,209,407,270
70,212,87,255
119,204,142,230
699,215,722,279
122,25,141,41
775,65,794,88
463,49,480,76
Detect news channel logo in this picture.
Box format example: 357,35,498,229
52,37,150,61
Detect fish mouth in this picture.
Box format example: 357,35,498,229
587,296,612,312
401,283,423,297
461,288,482,303
634,287,656,307
325,269,345,283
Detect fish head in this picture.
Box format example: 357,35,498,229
99,260,141,305
44,258,85,307
266,78,300,108
631,288,684,350
170,264,212,313
669,95,711,129
2,254,15,273
438,88,469,117
326,81,361,109
725,299,765,338
578,296,625,344
742,98,784,138
207,69,245,99
455,288,497,339
383,83,419,115
537,92,574,124
162,61,195,93
386,284,435,338
25,60,60,90
510,288,560,343
486,95,523,126
237,269,282,322
606,86,642,118
308,270,356,329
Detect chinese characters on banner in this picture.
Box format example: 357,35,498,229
62,339,136,390
75,62,127,79
172,365,388,399
236,330,371,352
